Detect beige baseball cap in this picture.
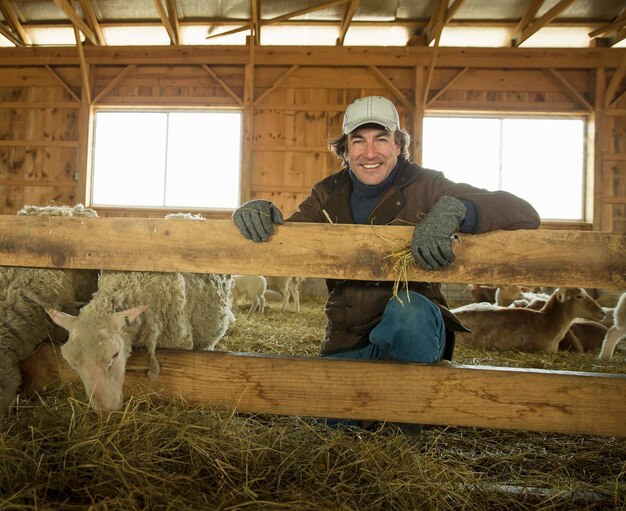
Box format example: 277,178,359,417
342,96,400,134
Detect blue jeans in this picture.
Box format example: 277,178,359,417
323,291,446,364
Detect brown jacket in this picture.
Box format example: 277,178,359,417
288,157,541,357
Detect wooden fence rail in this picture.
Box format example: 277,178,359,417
2,216,625,437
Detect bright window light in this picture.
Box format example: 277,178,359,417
182,25,248,45
422,116,585,221
91,111,242,209
102,26,171,46
438,27,512,47
26,27,80,45
518,27,595,48
261,25,339,45
0,33,14,47
343,26,411,46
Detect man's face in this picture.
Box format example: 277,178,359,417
346,125,401,186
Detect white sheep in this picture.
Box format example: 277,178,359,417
598,291,626,362
46,212,233,413
0,204,100,417
452,288,605,354
231,275,267,313
264,276,301,312
47,270,233,413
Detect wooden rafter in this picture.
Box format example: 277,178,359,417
52,0,99,46
336,0,359,46
251,0,261,45
368,65,413,113
426,67,469,107
152,0,178,45
511,0,544,45
253,65,300,106
543,69,593,112
92,64,137,104
44,64,81,102
516,0,576,47
605,52,626,109
444,0,466,24
201,64,244,106
0,0,29,44
206,0,351,40
166,0,180,45
73,26,90,104
422,0,448,105
0,21,22,46
423,0,448,46
78,0,104,45
588,11,626,38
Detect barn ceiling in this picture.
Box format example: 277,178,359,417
0,0,624,48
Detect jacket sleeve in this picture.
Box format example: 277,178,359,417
425,170,541,233
285,184,328,223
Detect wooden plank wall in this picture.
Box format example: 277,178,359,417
0,46,624,232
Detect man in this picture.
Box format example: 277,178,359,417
233,96,540,366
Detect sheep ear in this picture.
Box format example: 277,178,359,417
555,289,567,303
46,309,78,332
113,305,149,329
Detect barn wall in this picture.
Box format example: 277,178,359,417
0,46,624,232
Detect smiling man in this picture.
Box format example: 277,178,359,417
232,95,540,384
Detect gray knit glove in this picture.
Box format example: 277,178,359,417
232,199,284,242
411,196,467,270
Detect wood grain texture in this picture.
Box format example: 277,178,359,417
0,216,623,288
20,343,626,437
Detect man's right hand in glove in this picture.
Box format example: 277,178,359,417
232,199,284,242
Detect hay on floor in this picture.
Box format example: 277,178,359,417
1,296,624,510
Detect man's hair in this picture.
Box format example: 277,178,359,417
327,127,412,166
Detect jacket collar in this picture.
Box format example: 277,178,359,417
323,157,420,225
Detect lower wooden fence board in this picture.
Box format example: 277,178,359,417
20,342,626,438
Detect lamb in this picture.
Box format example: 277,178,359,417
598,291,626,362
231,275,267,313
559,320,608,353
452,288,605,354
0,204,100,417
264,276,301,312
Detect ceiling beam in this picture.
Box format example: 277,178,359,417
445,0,466,24
0,0,29,45
589,11,626,38
44,64,81,102
336,0,359,46
73,26,90,104
368,65,413,113
0,21,22,46
251,0,260,45
206,0,351,40
52,0,99,45
423,0,449,46
152,0,178,44
201,64,244,106
543,69,593,112
166,0,181,45
92,64,137,104
78,0,104,45
605,52,626,109
516,0,576,47
511,0,544,45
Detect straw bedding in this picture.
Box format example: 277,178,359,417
1,296,624,510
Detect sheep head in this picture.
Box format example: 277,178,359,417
46,305,148,414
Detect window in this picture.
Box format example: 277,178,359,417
422,116,586,221
91,110,242,209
